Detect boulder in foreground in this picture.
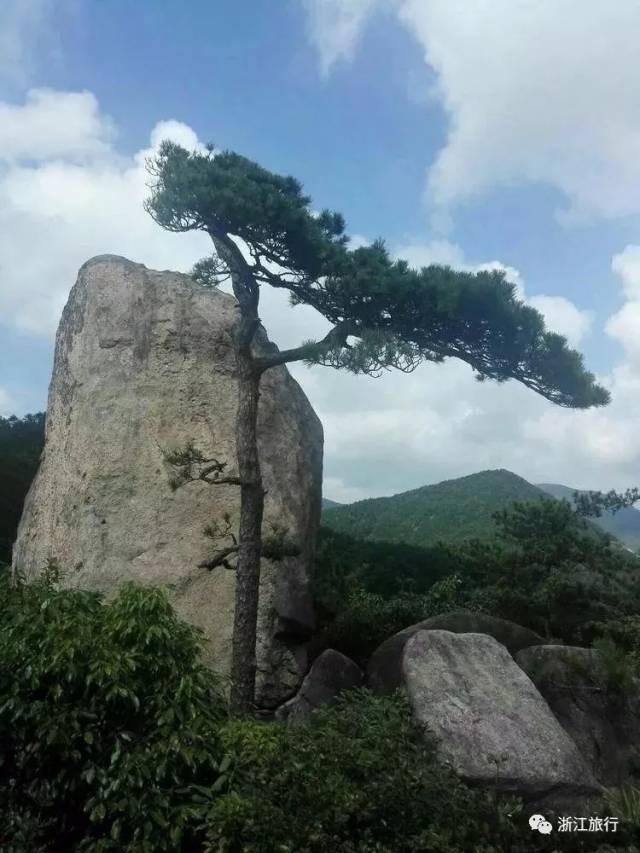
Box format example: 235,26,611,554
402,630,600,804
516,644,640,787
367,610,545,693
276,649,363,722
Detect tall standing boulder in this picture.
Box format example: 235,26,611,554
12,255,323,707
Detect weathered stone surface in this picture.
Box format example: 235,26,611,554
516,645,640,786
367,610,545,693
402,631,600,801
12,255,323,707
275,649,363,723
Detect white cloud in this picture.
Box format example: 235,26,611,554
526,295,593,349
0,89,115,163
606,245,640,365
398,0,640,223
395,238,464,270
1,87,637,502
303,0,640,224
0,0,70,85
0,387,14,417
0,90,210,335
612,245,640,301
300,0,381,76
606,302,640,364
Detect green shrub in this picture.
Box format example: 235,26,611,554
591,636,639,693
319,575,464,664
203,689,536,853
596,616,640,675
0,571,227,852
606,786,640,830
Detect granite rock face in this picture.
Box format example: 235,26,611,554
367,611,545,694
401,631,600,803
516,645,640,786
13,255,323,707
275,649,363,723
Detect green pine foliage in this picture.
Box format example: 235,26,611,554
540,483,640,551
145,142,608,407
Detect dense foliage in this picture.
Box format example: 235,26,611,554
316,496,640,662
322,469,553,547
2,539,640,850
322,468,640,550
539,482,640,551
146,142,608,405
0,569,227,852
0,413,45,564
206,689,542,853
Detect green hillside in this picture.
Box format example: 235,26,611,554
321,497,342,509
321,469,547,547
0,413,45,564
538,483,640,551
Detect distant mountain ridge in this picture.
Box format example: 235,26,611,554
322,469,640,551
537,483,640,551
321,469,546,548
321,498,342,509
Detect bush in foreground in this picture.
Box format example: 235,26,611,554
2,571,638,853
0,569,226,852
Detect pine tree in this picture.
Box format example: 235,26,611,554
145,143,609,715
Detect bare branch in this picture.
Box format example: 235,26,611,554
198,545,240,570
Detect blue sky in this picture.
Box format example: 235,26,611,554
1,0,640,498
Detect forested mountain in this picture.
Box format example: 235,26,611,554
321,497,342,509
0,413,45,564
538,482,640,551
321,469,547,547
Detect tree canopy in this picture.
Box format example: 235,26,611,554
146,142,609,408
0,413,45,565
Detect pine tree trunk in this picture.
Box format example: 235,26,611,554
207,229,265,716
229,350,264,716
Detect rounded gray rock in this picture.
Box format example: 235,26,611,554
367,610,546,693
403,630,601,802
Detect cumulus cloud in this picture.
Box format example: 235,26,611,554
606,245,640,365
0,89,115,163
401,0,640,223
303,0,640,223
611,245,640,300
0,90,211,335
526,295,593,349
1,87,637,502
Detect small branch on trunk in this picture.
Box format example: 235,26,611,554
160,440,245,490
198,545,240,570
253,321,355,372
